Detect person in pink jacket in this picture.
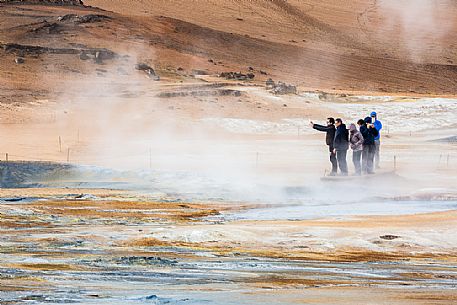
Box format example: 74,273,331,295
349,123,364,175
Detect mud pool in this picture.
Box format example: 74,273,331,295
1,161,457,304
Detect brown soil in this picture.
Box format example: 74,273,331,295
2,1,457,97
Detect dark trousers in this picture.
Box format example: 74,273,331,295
362,145,376,174
352,150,362,175
336,149,348,175
328,146,337,173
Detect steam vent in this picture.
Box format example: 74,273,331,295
1,1,457,304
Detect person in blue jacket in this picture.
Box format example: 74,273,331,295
370,111,382,169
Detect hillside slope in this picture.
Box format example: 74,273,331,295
1,1,457,95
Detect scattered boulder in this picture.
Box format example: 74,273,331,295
57,14,111,24
318,91,329,100
14,57,25,64
77,14,111,24
135,63,160,80
158,89,241,98
265,79,297,95
220,71,255,81
135,63,152,71
265,78,275,89
79,51,89,60
272,82,297,95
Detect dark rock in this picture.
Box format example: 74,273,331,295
380,235,400,240
77,14,111,24
57,14,111,24
145,295,158,300
260,70,267,75
14,57,25,64
318,91,329,100
266,80,297,95
30,21,61,34
220,71,255,81
118,256,178,266
265,78,275,89
272,82,297,95
1,43,117,60
135,63,159,80
146,72,160,81
135,63,152,71
158,89,241,98
3,197,26,202
79,51,89,60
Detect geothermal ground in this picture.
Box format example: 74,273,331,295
1,1,457,304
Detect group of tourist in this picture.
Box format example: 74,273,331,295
310,112,382,176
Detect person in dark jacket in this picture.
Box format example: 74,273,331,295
349,123,364,175
310,117,337,175
333,118,349,175
358,117,379,174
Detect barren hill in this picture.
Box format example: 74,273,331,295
1,0,457,96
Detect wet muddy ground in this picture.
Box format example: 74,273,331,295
1,189,457,305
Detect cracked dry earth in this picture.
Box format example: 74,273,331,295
1,191,457,305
